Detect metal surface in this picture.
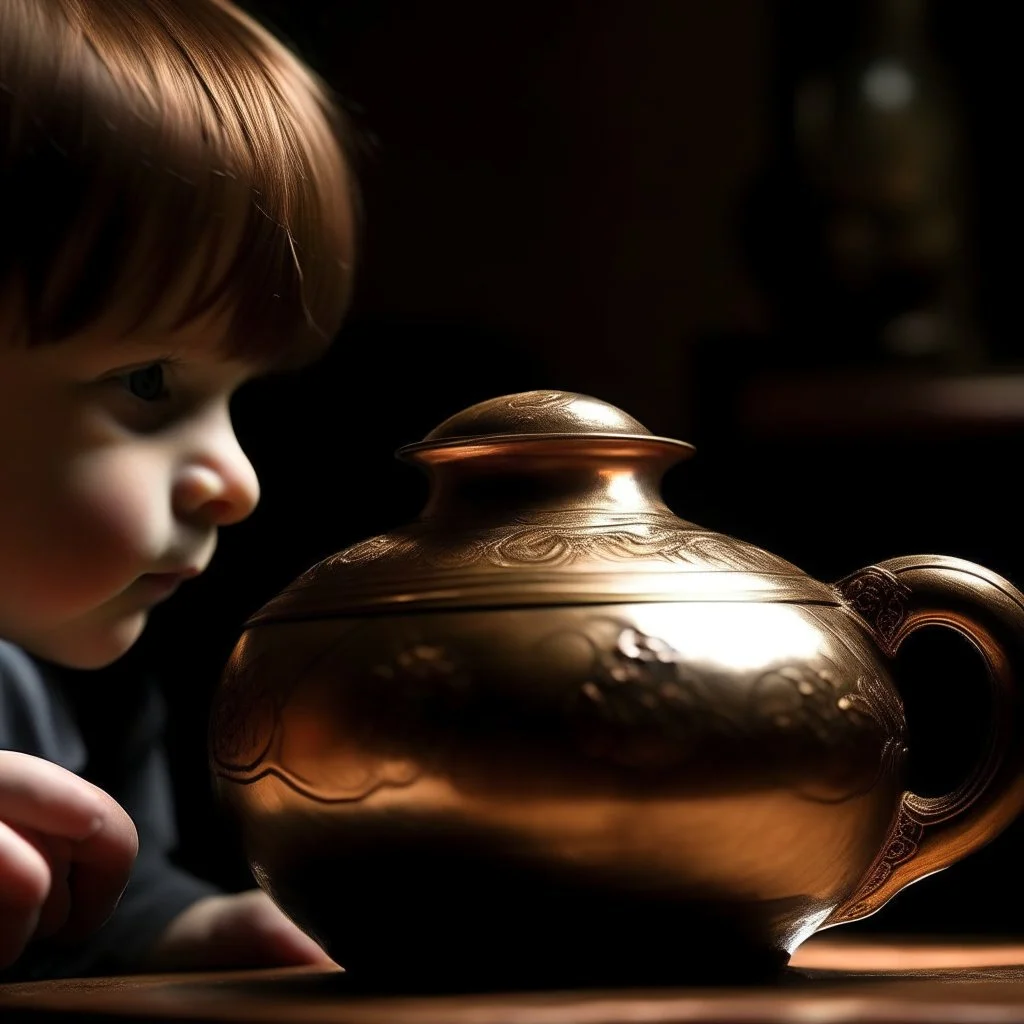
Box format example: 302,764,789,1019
210,391,1024,988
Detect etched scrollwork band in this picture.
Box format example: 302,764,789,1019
327,512,803,573
828,803,926,923
836,566,912,655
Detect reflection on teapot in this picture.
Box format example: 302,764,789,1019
210,390,1024,989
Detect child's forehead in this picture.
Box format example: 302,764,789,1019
51,305,270,375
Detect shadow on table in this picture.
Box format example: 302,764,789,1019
196,960,1024,1001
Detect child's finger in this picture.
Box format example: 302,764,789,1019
226,890,335,967
59,795,138,941
0,751,106,840
0,818,50,968
0,751,138,942
4,824,73,941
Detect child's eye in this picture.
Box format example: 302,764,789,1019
120,363,169,402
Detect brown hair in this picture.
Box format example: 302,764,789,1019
0,0,356,366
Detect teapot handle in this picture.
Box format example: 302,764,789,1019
825,554,1024,926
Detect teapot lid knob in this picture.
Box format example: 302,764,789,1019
399,390,694,461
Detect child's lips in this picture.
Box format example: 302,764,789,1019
136,571,194,600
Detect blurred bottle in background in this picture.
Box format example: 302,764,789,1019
743,0,981,369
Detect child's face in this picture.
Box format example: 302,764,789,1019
0,307,262,668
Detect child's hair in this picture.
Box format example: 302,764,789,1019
0,0,356,367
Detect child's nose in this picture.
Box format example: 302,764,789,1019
173,427,260,528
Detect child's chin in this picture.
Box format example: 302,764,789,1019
43,611,148,670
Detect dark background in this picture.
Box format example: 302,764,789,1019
92,0,1022,940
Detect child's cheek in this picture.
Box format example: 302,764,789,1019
52,449,171,600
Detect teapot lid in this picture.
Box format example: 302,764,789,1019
400,389,691,460
249,391,837,625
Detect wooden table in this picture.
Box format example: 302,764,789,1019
3,938,1024,1023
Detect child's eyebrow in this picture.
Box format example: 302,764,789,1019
99,353,184,374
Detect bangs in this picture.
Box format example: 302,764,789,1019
0,0,356,367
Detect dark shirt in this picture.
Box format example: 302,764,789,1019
0,639,219,979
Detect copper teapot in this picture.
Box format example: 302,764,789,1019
210,390,1024,989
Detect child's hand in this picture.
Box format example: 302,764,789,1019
0,751,139,968
142,889,336,972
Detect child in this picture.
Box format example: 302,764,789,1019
0,0,355,977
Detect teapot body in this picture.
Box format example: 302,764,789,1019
210,391,1024,987
212,598,905,986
